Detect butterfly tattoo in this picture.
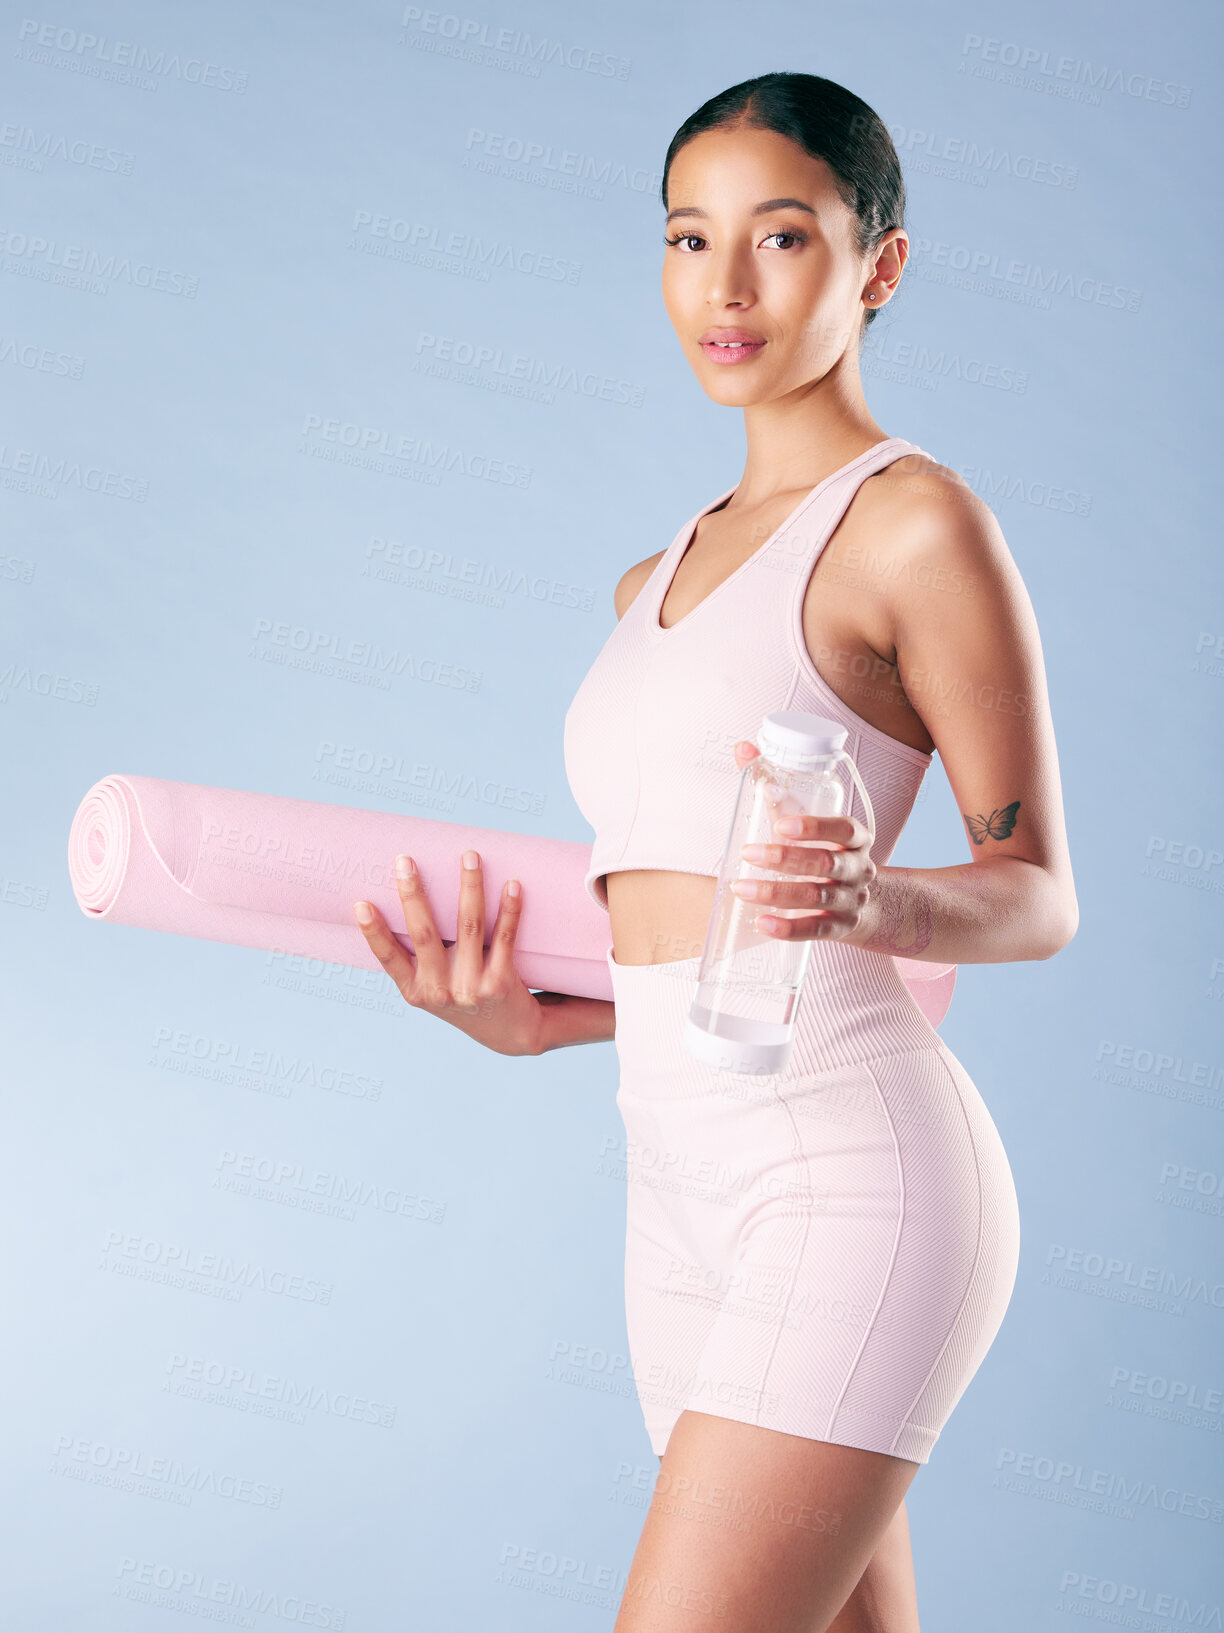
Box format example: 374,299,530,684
963,800,1021,845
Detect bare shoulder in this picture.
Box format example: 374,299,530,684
858,450,1014,577
613,550,667,621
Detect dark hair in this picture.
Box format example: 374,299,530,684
660,72,905,328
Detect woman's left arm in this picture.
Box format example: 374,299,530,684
739,472,1079,965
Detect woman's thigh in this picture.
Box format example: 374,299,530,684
640,1450,921,1633
825,1498,919,1633
614,1410,920,1633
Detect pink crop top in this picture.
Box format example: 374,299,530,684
563,437,937,912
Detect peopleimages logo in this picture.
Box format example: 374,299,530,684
249,614,483,694
0,439,147,499
164,1353,396,1429
213,1149,448,1226
350,209,582,284
0,334,85,378
299,413,530,488
149,1025,383,1102
887,122,1079,189
414,331,644,407
1057,1569,1221,1621
15,18,249,93
861,328,1029,394
0,119,135,174
1094,1040,1224,1091
99,1228,335,1305
0,225,198,296
1043,1242,1224,1311
398,6,631,79
462,127,663,195
907,237,1141,312
114,1556,346,1630
995,1448,1224,1524
957,34,1191,108
51,1435,283,1508
1109,1365,1223,1418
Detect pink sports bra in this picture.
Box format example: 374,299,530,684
563,436,936,912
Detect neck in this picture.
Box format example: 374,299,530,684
734,364,885,507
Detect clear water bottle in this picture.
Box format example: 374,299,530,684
682,709,877,1076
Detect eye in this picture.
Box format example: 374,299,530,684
663,232,706,252
761,229,808,250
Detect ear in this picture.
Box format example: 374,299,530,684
864,229,908,308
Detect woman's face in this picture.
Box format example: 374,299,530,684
660,123,901,407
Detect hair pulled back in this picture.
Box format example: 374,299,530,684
660,72,905,327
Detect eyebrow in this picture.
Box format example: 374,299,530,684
664,196,818,225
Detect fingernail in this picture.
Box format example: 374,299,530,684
777,818,803,836
741,844,766,861
462,849,479,870
354,901,374,924
733,880,759,899
506,879,520,897
395,854,414,876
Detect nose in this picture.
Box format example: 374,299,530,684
702,244,756,311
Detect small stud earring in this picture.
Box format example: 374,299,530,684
866,291,877,301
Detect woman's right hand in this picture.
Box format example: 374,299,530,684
352,849,548,1057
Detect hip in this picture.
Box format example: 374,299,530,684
608,944,1018,1228
610,940,958,1085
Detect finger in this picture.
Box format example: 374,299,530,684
752,910,807,941
795,813,869,850
450,849,486,1013
485,876,525,985
740,839,846,879
754,907,848,942
765,813,866,847
733,739,761,768
393,855,451,1003
732,876,862,912
353,899,420,999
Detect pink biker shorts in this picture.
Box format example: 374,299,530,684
606,946,1021,1464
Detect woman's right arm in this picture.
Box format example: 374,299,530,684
353,850,614,1057
531,988,616,1052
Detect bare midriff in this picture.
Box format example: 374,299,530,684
604,869,719,966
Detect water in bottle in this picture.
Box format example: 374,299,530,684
682,709,876,1075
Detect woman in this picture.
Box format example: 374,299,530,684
353,72,1077,1633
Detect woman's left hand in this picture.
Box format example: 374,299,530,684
729,739,877,942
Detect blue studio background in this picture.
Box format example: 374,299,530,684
3,0,1221,1626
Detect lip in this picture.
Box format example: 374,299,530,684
698,328,767,365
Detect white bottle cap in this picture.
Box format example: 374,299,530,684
757,710,847,769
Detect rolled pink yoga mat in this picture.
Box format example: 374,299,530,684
67,774,956,1021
